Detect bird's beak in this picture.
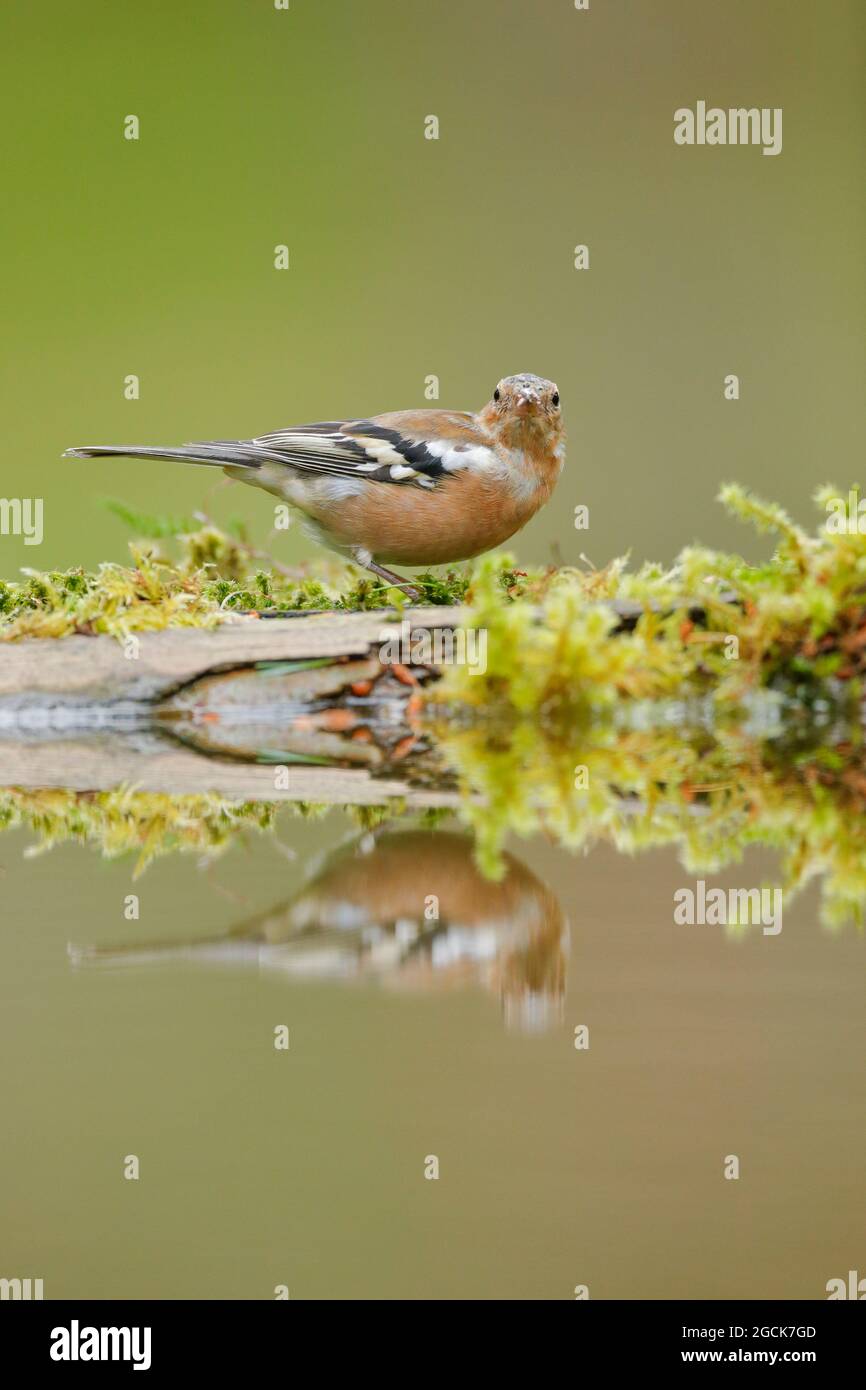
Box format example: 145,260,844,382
515,393,540,416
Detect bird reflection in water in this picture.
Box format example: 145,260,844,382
71,827,569,1033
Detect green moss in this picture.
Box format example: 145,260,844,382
424,484,866,923
440,484,866,715
0,789,280,876
434,704,866,929
0,789,407,877
0,521,474,640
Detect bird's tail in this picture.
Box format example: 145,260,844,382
63,443,262,469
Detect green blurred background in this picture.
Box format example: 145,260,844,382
1,0,864,576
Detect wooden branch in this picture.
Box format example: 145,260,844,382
0,594,732,707
0,608,465,704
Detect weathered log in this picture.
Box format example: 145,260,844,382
0,595,733,706
0,608,465,704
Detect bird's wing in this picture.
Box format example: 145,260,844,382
67,412,503,486
240,411,498,491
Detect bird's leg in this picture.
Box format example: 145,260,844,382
357,556,423,603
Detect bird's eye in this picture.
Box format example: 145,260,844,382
551,391,560,406
493,388,501,402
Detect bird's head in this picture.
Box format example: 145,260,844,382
478,373,564,456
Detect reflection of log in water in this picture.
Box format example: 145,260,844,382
156,655,452,787
0,615,462,801
69,829,569,1033
4,608,865,929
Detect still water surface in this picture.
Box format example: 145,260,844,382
1,801,863,1300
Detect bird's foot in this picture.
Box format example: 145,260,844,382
362,560,423,604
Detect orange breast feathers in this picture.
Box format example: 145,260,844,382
312,466,546,566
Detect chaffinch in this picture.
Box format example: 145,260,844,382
65,372,564,597
73,828,568,1032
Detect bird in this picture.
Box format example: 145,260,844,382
64,372,564,599
71,827,569,1033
